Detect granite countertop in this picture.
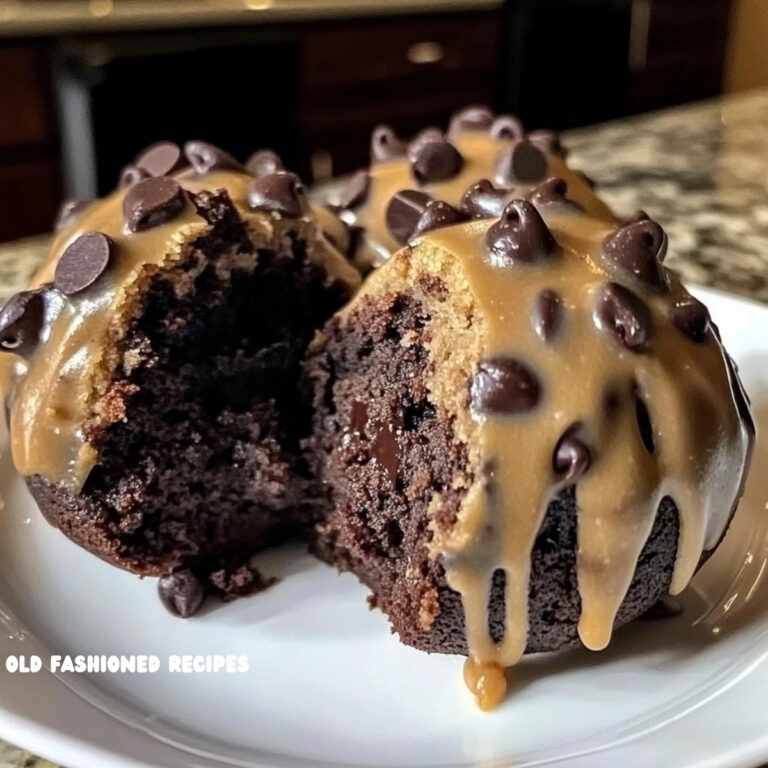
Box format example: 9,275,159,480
1,88,767,767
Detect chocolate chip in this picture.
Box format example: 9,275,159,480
158,570,205,618
496,141,548,185
408,134,463,183
471,357,542,415
602,220,668,291
338,169,370,210
484,200,558,266
372,418,401,487
0,289,46,356
184,140,243,175
123,177,186,233
118,165,149,188
490,114,524,141
247,171,309,218
448,105,494,135
136,141,186,177
55,232,114,295
553,422,591,483
460,179,508,219
245,149,283,178
671,294,710,342
349,400,368,434
410,200,467,240
529,177,581,210
385,189,432,244
54,199,93,232
370,125,406,163
533,288,564,342
528,129,565,157
594,282,654,352
624,209,650,225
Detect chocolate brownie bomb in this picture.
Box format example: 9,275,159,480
305,199,754,709
332,105,615,270
0,141,360,611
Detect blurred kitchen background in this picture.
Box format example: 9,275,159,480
0,0,765,242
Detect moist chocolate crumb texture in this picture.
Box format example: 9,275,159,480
332,105,614,271
0,140,360,607
307,124,754,708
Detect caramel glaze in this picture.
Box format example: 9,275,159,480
354,203,753,710
337,129,615,269
0,167,360,492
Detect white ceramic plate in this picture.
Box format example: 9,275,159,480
1,286,767,768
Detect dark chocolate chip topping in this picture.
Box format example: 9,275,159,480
54,199,94,232
533,288,564,342
123,177,186,233
594,282,654,352
529,177,580,210
370,125,407,163
602,220,668,292
471,356,542,415
410,200,467,240
385,189,432,244
338,169,370,210
484,200,558,266
184,140,243,175
54,232,114,296
247,171,309,218
135,141,187,177
496,140,548,185
0,288,46,356
671,294,710,342
528,129,565,157
408,133,464,184
490,114,525,141
624,209,650,225
448,105,495,135
460,179,508,219
245,149,284,178
553,422,591,484
118,165,149,188
158,570,206,618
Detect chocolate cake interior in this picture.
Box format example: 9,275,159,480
32,191,348,599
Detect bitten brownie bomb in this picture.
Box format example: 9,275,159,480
306,196,754,709
333,105,614,270
0,141,360,613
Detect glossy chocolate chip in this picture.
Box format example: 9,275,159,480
136,141,186,177
624,209,650,225
484,200,558,266
245,149,283,177
602,220,668,291
671,294,710,342
410,200,467,240
448,105,494,135
490,114,524,141
55,232,114,295
54,199,93,232
370,125,406,163
0,289,46,356
460,179,508,219
594,282,654,352
158,570,205,618
118,165,149,188
533,288,564,342
338,169,370,210
496,140,548,185
184,140,243,175
528,129,565,156
123,177,186,233
247,171,309,218
529,177,580,209
553,422,591,483
408,134,463,183
471,357,542,415
385,189,432,244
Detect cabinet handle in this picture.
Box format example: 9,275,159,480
629,0,652,72
407,41,445,66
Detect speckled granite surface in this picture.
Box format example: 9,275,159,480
1,89,767,767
